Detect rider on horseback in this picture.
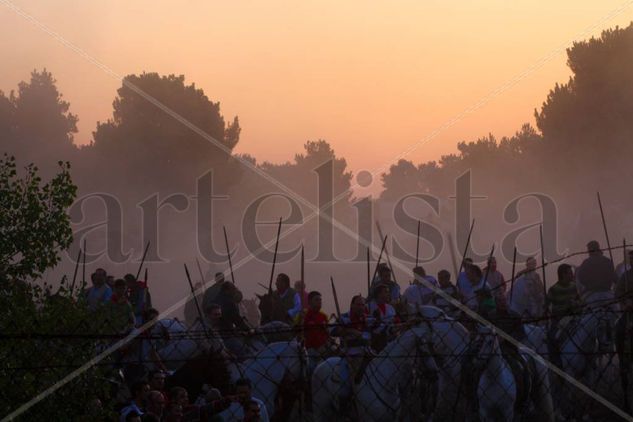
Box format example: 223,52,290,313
546,263,579,367
296,291,331,367
576,240,617,307
368,284,400,352
331,295,378,384
271,273,302,324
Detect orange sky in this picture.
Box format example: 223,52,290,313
2,1,632,194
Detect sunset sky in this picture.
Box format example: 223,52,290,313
2,0,632,193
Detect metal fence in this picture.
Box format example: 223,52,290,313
2,302,633,422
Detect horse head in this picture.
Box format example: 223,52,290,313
472,324,501,370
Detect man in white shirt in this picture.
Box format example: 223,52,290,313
403,266,438,314
271,273,302,323
507,257,544,318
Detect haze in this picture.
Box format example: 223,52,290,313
3,0,632,194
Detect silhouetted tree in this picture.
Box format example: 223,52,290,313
89,72,240,195
0,70,78,175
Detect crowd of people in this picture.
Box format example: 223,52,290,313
79,239,633,421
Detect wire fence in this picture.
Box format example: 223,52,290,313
2,243,633,421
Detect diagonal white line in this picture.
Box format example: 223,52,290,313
2,1,632,420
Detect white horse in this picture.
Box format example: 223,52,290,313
472,325,518,421
226,340,307,418
311,324,437,422
558,307,616,418
414,306,553,422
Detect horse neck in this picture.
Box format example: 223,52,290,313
245,342,297,382
482,334,507,374
433,320,469,355
367,330,419,388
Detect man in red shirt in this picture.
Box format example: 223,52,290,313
297,291,330,368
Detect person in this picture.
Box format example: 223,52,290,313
270,273,302,323
294,280,309,310
148,370,167,395
506,257,544,319
433,269,461,318
242,399,262,422
107,278,136,334
297,291,330,364
402,266,438,314
220,378,269,422
124,410,142,422
616,249,632,279
202,272,227,313
546,264,579,320
576,240,617,307
456,258,474,309
616,250,633,308
546,264,579,367
85,268,112,311
467,265,496,317
370,263,401,303
120,381,149,422
169,386,199,421
368,284,400,351
483,257,507,310
145,390,166,420
163,402,184,422
331,295,376,383
124,273,152,325
216,282,249,333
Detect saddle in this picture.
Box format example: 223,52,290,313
499,341,534,412
462,340,534,413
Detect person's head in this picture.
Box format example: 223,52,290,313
92,268,106,287
375,284,390,304
143,308,159,324
124,273,137,288
526,256,537,271
113,278,127,298
294,280,306,292
466,265,483,285
488,257,497,271
378,264,391,282
235,378,252,403
205,303,222,324
146,391,166,416
130,381,150,402
214,272,225,284
164,402,183,422
243,399,262,422
587,240,602,256
169,386,189,406
350,295,366,316
106,275,115,287
125,410,142,422
557,263,574,284
308,291,322,311
205,388,222,404
275,273,290,292
438,269,451,287
149,370,166,391
462,258,473,272
413,266,426,281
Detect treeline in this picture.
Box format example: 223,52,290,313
2,24,633,263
